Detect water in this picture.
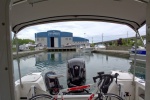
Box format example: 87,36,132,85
13,52,134,88
129,62,146,79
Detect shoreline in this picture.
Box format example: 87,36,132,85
92,50,130,59
12,49,130,59
13,50,44,59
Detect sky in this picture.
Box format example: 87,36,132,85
16,21,146,43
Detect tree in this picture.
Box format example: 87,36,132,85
117,38,123,46
90,43,95,47
12,38,35,45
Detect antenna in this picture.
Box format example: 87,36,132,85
127,31,128,45
102,33,103,44
84,33,86,46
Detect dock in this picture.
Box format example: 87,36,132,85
92,50,130,59
47,47,77,52
13,50,44,59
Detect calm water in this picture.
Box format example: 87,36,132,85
13,52,145,88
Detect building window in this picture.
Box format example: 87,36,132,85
69,38,71,40
37,38,39,41
66,38,68,40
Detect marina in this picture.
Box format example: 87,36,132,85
13,52,132,86
0,0,150,100
13,51,146,100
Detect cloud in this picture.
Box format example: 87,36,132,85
17,21,146,43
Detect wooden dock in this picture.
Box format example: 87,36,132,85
47,47,77,52
13,50,44,59
92,50,130,59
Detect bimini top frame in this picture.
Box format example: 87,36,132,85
11,0,149,33
0,0,149,100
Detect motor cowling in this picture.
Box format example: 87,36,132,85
67,58,86,88
45,71,62,95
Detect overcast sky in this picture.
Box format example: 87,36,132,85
16,21,146,43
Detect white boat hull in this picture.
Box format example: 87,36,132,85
83,48,93,53
130,54,146,63
15,71,145,100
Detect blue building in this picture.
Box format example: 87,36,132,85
35,30,89,48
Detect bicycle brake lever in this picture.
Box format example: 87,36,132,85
114,73,119,84
93,76,99,83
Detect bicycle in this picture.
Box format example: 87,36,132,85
29,72,124,100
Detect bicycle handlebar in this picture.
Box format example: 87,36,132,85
97,72,104,76
93,72,104,83
101,74,113,89
113,73,119,84
93,72,119,91
101,73,119,89
93,76,100,83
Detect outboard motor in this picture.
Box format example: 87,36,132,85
45,71,63,95
67,58,86,88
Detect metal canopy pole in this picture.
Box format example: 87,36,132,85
136,31,145,47
145,1,150,100
133,32,138,82
0,0,15,100
132,31,138,100
14,34,23,88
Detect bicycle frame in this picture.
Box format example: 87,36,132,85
54,79,103,100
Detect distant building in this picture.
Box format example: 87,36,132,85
35,30,89,48
73,37,89,45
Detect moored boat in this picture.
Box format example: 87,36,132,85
129,46,146,63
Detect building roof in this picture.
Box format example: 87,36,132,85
35,30,73,37
73,37,89,42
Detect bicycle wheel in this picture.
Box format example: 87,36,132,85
95,93,124,100
29,94,53,100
